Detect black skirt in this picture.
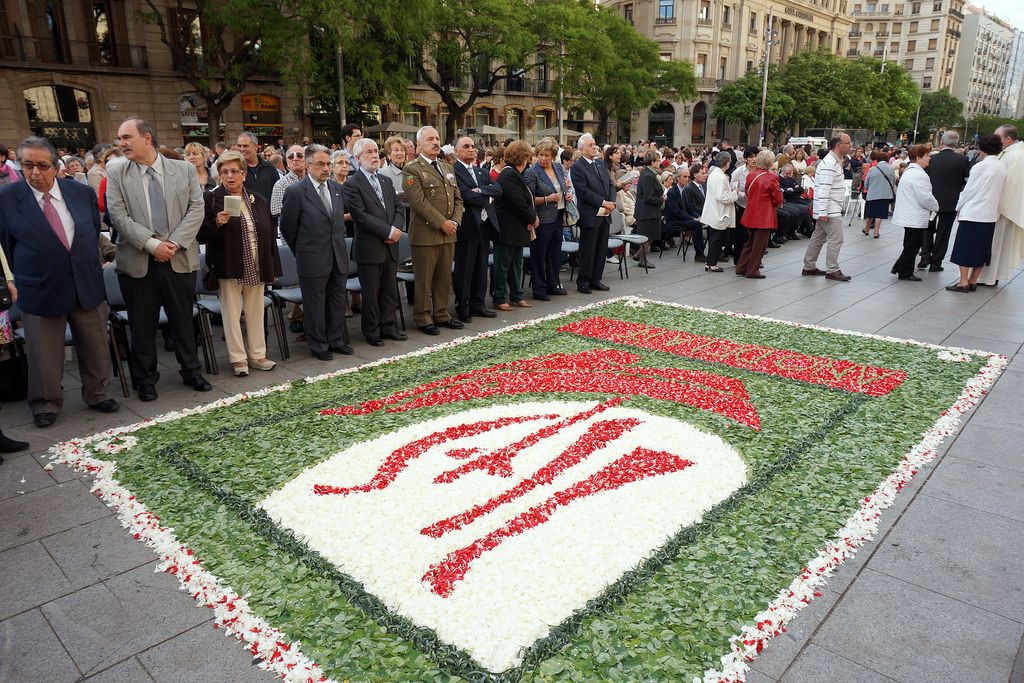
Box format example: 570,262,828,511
864,198,890,219
950,220,996,268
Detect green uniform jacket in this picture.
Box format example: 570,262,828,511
403,156,464,247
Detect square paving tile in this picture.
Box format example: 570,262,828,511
0,479,111,552
780,644,895,682
869,494,1024,621
0,609,81,683
944,421,1024,472
752,589,841,679
42,516,159,589
138,621,276,683
0,540,75,620
923,456,1024,523
42,563,209,677
0,450,57,502
812,569,1021,682
81,657,154,682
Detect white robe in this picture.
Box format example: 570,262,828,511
980,141,1024,284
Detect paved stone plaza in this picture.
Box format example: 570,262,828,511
2,221,1024,682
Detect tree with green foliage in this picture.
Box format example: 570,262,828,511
916,89,964,140
561,5,696,143
713,66,793,142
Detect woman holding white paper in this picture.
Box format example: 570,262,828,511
199,151,282,376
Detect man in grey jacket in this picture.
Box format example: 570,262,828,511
107,117,210,401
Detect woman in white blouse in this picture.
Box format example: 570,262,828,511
699,152,738,272
890,144,939,281
946,134,1009,292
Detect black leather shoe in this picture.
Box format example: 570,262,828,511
456,311,473,323
0,430,29,454
312,350,334,361
591,282,610,291
418,324,440,335
533,293,551,301
439,319,464,329
329,345,354,355
577,284,592,294
91,399,120,413
382,331,408,341
184,375,213,391
470,308,497,318
289,320,304,333
34,412,57,428
917,260,929,270
367,338,385,347
549,288,568,296
898,274,922,281
929,265,944,272
138,385,158,402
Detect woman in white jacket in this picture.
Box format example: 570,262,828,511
946,134,1008,292
890,145,939,280
700,152,739,272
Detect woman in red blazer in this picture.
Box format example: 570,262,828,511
736,149,783,278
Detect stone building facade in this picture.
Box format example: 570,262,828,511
849,0,965,93
600,0,854,146
950,5,1013,120
0,0,302,152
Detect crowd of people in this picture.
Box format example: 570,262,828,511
1,120,1022,457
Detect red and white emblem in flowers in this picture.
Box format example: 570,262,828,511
261,400,747,672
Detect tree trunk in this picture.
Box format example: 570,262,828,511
205,98,228,149
596,109,612,144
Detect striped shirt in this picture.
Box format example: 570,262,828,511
813,152,846,218
270,171,303,221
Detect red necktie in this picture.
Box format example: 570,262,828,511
43,192,71,251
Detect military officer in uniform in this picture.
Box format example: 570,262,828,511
403,126,465,335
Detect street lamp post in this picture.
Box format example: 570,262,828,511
758,9,775,147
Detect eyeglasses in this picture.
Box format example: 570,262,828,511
22,162,54,171
287,153,304,159
220,168,243,175
309,161,329,168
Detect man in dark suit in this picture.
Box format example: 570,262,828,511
665,167,706,261
452,136,500,322
569,133,616,293
343,139,407,347
280,144,353,359
921,131,970,271
0,136,119,427
108,117,209,401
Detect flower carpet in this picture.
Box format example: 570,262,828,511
50,298,1005,682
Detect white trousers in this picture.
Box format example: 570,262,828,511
218,279,267,363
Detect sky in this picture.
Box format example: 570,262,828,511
975,0,1024,29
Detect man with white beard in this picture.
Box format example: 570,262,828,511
979,125,1024,286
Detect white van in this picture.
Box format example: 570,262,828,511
787,136,828,149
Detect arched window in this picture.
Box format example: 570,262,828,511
24,84,95,150
691,102,707,144
648,101,675,147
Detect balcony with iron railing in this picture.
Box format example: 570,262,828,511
846,48,860,56
0,34,148,71
697,77,733,90
655,16,677,25
950,8,964,19
849,30,862,37
877,30,890,37
697,17,714,26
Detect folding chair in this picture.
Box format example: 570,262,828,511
267,244,303,360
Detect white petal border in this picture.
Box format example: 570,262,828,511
46,296,1007,683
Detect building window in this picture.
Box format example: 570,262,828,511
893,22,901,33
624,3,633,24
925,56,935,68
881,3,890,10
475,109,491,130
928,38,936,49
91,1,115,65
658,0,674,20
907,39,915,51
660,52,672,61
749,11,757,32
909,21,917,32
866,22,874,31
892,41,899,52
931,18,939,30
923,75,932,87
911,1,920,12
723,5,731,25
698,1,711,21
904,58,914,69
932,1,941,10
696,53,707,77
746,59,754,71
719,56,727,79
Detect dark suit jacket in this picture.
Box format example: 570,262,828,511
279,176,349,278
683,182,707,220
199,187,281,282
454,161,501,242
634,167,664,222
494,166,536,248
925,148,970,212
343,170,402,265
664,183,690,230
570,157,615,229
0,179,105,317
